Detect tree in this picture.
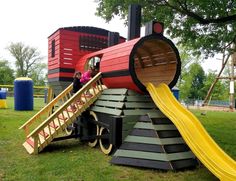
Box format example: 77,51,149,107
179,62,206,100
177,45,202,86
29,63,47,86
0,60,15,84
7,42,44,77
202,71,228,100
95,0,236,56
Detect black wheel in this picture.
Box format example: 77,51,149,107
64,123,74,135
99,127,113,155
88,111,99,147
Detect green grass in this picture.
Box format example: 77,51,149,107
0,98,235,181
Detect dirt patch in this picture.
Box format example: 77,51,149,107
188,105,235,112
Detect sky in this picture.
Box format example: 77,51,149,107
0,0,222,72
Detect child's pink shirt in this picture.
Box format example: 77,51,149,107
80,70,91,84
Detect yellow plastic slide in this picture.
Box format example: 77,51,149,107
147,83,236,181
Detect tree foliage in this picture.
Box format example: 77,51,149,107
7,42,47,85
7,42,44,77
179,63,229,101
202,71,228,100
0,60,15,84
29,63,47,86
179,62,206,100
95,0,236,56
177,45,202,85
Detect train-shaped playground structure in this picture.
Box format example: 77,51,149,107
19,6,236,180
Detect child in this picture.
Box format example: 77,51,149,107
73,71,82,94
80,67,93,84
80,67,96,97
71,71,83,110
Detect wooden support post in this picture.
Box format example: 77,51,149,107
229,52,235,110
202,53,231,106
33,136,39,154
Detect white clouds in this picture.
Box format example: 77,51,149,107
0,0,127,63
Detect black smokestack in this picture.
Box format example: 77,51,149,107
108,32,119,47
127,4,141,40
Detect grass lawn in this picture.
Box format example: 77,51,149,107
0,97,236,181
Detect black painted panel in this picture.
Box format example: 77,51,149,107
171,159,199,170
119,142,164,153
130,128,157,137
111,157,172,170
164,144,190,153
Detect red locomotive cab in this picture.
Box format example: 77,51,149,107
75,34,181,93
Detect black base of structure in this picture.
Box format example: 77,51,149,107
111,157,198,170
48,80,71,96
111,112,199,170
88,88,197,170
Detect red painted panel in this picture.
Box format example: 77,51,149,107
100,56,129,67
102,76,141,93
48,61,59,67
48,72,74,78
48,64,60,70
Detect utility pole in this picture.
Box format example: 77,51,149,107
229,52,235,110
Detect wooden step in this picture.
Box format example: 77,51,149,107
49,119,66,129
26,137,34,148
49,122,59,129
39,130,49,138
58,113,68,121
23,141,34,154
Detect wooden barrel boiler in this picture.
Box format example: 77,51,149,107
75,34,181,93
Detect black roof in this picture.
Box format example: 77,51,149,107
48,26,125,39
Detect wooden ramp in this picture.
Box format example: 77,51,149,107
19,73,104,154
111,110,198,170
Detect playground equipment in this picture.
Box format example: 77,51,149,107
147,83,236,180
19,4,236,180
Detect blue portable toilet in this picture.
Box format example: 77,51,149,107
0,90,7,108
14,77,34,110
171,86,179,100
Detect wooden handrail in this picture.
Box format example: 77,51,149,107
19,83,73,130
27,72,102,139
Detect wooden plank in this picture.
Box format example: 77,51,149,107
154,122,175,130
94,100,124,109
110,157,172,170
171,159,198,170
138,115,151,122
167,151,195,160
151,118,172,124
164,144,190,153
98,95,126,101
22,142,34,154
127,90,141,95
113,150,194,162
147,111,166,118
91,106,122,116
123,109,157,116
102,88,128,95
134,122,177,131
113,149,169,161
133,122,155,130
125,102,156,108
126,95,152,102
130,129,157,137
119,142,164,153
124,135,185,145
113,149,193,162
157,130,181,138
